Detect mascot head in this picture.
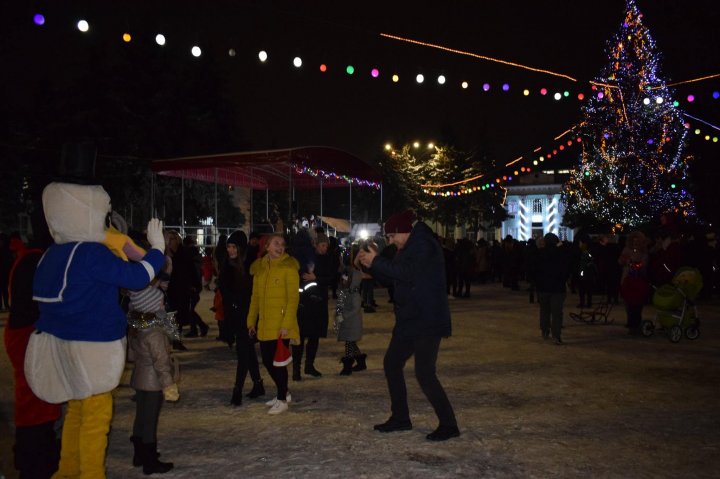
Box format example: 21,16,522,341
42,182,110,244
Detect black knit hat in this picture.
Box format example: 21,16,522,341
227,230,248,250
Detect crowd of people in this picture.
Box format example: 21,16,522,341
438,230,719,305
3,186,720,477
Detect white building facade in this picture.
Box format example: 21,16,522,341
501,183,574,242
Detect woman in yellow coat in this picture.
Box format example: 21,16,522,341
247,233,300,414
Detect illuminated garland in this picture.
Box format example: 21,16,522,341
420,130,583,196
28,13,720,107
26,8,717,203
294,164,381,189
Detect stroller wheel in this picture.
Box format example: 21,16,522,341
669,325,683,343
685,325,700,340
640,320,654,337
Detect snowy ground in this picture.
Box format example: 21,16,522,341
2,282,720,478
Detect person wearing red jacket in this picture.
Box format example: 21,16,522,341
4,226,62,478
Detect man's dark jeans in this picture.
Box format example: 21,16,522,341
383,334,457,428
538,291,566,339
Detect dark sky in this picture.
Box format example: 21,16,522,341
4,0,719,173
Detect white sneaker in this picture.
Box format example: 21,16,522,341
265,392,291,406
268,400,288,415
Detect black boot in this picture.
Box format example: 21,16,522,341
339,357,354,376
131,436,161,467
230,387,242,406
304,338,322,377
142,443,173,475
130,436,143,467
246,380,265,398
351,353,367,372
198,319,209,337
292,363,302,381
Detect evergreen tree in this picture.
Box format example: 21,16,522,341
379,143,506,228
563,0,694,230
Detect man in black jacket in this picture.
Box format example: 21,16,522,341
530,233,572,344
358,209,459,441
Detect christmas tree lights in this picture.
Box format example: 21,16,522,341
563,0,695,229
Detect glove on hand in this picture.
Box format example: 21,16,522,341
163,383,179,402
146,218,165,254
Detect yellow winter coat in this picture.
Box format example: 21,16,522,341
247,253,300,341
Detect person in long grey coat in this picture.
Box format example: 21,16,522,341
336,246,366,375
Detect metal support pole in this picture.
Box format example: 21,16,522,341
320,178,323,219
250,167,254,233
181,172,185,237
214,168,218,244
348,180,352,225
380,182,383,222
150,171,155,218
288,165,293,226
265,189,269,220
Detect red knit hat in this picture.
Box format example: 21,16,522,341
384,209,417,234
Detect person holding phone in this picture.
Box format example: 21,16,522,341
358,209,459,441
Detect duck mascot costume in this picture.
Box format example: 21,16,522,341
25,182,166,478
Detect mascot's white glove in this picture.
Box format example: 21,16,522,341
146,218,165,254
163,383,179,402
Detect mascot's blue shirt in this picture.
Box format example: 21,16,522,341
33,242,165,342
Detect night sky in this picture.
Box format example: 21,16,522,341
3,1,719,174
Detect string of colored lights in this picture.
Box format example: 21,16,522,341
652,73,720,89
420,125,579,190
27,9,719,203
379,33,578,82
27,14,720,109
293,164,381,189
420,134,584,197
421,173,484,189
683,113,720,132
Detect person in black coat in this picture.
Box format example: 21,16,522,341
292,232,332,380
218,231,264,405
358,209,459,441
529,233,572,344
166,232,207,338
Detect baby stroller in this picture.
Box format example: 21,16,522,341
641,267,702,343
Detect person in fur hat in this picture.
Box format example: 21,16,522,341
26,182,167,478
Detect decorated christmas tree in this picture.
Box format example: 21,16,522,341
562,0,694,230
